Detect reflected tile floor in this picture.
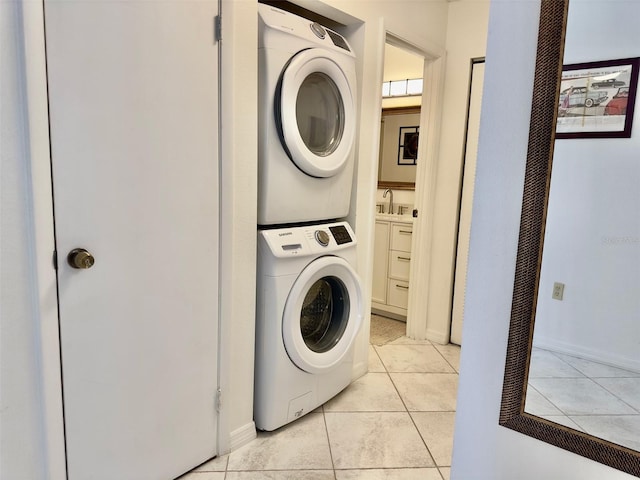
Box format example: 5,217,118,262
181,316,458,480
526,347,640,451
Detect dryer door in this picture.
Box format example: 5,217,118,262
282,255,363,374
277,48,356,178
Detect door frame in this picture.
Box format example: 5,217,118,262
450,57,486,345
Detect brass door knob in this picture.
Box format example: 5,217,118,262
67,248,95,269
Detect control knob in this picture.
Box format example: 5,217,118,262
315,230,330,246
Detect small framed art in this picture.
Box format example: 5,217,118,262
556,57,639,139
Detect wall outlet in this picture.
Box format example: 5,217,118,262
552,282,565,300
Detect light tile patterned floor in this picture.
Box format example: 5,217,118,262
180,316,459,480
526,347,640,451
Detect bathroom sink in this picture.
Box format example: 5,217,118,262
375,213,414,223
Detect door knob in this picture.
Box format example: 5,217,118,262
67,248,95,269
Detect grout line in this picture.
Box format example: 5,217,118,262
432,343,461,374
589,377,640,414
320,405,338,479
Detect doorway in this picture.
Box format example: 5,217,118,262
371,38,425,344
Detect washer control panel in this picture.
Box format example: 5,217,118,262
329,224,352,245
260,221,356,258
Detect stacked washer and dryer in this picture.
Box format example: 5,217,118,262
255,4,364,431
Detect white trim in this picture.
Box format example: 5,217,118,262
406,54,447,342
21,1,67,478
425,327,450,346
347,16,383,383
217,0,258,456
386,32,444,62
228,422,257,452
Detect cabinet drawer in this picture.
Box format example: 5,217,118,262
387,279,409,309
391,224,413,252
388,250,411,281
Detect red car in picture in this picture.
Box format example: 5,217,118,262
604,87,629,115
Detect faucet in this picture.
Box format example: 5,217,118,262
383,188,394,214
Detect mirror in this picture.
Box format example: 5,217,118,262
378,107,420,189
378,42,424,189
499,0,640,475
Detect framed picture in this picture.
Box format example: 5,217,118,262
556,57,640,139
398,126,419,165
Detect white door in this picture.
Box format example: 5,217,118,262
45,1,220,478
278,49,356,177
451,60,485,345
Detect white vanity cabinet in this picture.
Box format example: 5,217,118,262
372,218,413,319
372,221,390,304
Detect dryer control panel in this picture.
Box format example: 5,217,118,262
260,221,355,258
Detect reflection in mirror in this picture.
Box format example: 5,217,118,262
524,0,640,453
499,0,640,476
378,107,420,188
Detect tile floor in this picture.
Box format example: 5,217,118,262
181,315,460,480
526,347,640,451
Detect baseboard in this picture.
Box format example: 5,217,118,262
425,327,450,345
229,421,257,452
533,335,640,374
371,304,407,321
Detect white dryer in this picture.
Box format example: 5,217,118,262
255,221,363,431
258,4,358,226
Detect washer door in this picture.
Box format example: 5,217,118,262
277,48,356,178
282,256,363,374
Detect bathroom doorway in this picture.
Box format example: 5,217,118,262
371,37,425,344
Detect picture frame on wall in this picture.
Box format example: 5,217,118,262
398,126,419,165
556,57,640,139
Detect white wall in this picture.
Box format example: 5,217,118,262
1,5,48,478
422,0,490,343
452,1,637,478
533,0,640,372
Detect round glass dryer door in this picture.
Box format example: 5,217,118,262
278,48,356,178
282,256,363,374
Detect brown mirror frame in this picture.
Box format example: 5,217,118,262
498,0,640,476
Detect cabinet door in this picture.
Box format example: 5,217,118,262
372,221,390,304
389,250,411,281
387,280,410,309
391,223,413,252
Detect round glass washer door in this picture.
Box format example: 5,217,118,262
278,48,356,178
282,256,363,374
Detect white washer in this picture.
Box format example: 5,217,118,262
255,221,363,431
258,4,358,226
